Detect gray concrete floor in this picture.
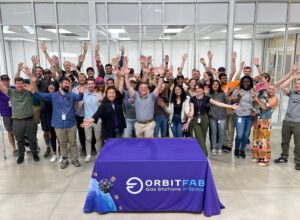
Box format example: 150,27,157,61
0,128,299,220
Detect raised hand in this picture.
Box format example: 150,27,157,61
237,88,243,97
23,66,31,76
142,66,150,75
291,63,298,72
158,65,165,77
120,46,125,54
95,54,101,63
78,54,84,63
253,57,260,66
82,41,88,52
17,62,24,72
164,55,169,63
182,53,188,62
70,63,76,71
240,61,245,70
95,44,100,52
200,58,206,65
232,51,237,62
40,42,47,53
31,55,39,65
207,51,213,60
123,56,128,66
52,55,59,65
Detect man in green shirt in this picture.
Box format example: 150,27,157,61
0,77,39,164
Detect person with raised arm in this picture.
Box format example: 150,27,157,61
0,67,39,164
124,64,166,138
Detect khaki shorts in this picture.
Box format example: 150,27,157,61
32,105,41,125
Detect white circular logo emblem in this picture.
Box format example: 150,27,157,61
126,177,143,194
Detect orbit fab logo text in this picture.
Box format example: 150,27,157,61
126,177,205,194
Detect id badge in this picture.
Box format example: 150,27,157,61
238,117,242,123
218,120,221,124
8,101,11,107
197,117,201,124
62,113,66,121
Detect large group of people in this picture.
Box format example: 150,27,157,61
0,42,300,171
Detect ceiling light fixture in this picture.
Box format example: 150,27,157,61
108,29,125,34
45,28,72,34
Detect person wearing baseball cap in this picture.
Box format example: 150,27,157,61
0,75,18,155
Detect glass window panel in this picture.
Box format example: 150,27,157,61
196,25,227,74
257,3,287,24
109,25,140,71
0,3,33,25
96,25,108,66
165,3,194,25
96,3,106,25
141,3,162,25
141,26,163,67
108,4,139,25
57,3,89,24
290,3,300,23
3,26,36,77
37,25,58,69
58,25,91,72
235,3,255,24
197,4,228,24
233,25,254,76
34,3,55,25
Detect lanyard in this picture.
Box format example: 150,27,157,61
196,98,203,115
59,94,66,114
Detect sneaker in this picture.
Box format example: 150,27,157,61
50,155,57,163
234,149,240,158
71,160,81,167
240,150,246,159
60,159,69,169
44,147,51,158
212,149,217,156
80,150,87,157
274,157,288,163
91,150,97,156
217,149,222,156
32,154,40,162
252,158,259,162
59,156,63,163
85,155,91,162
222,146,231,153
17,156,24,164
295,164,300,170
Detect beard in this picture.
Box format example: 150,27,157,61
63,86,69,92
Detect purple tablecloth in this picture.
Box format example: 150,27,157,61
83,138,224,217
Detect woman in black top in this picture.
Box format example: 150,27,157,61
184,83,237,156
82,86,126,141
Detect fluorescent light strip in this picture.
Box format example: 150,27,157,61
164,29,183,33
221,28,242,33
271,27,300,32
108,29,125,34
46,29,71,34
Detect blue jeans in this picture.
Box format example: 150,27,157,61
209,118,226,150
171,114,183,137
123,118,136,138
235,115,253,151
154,115,168,137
